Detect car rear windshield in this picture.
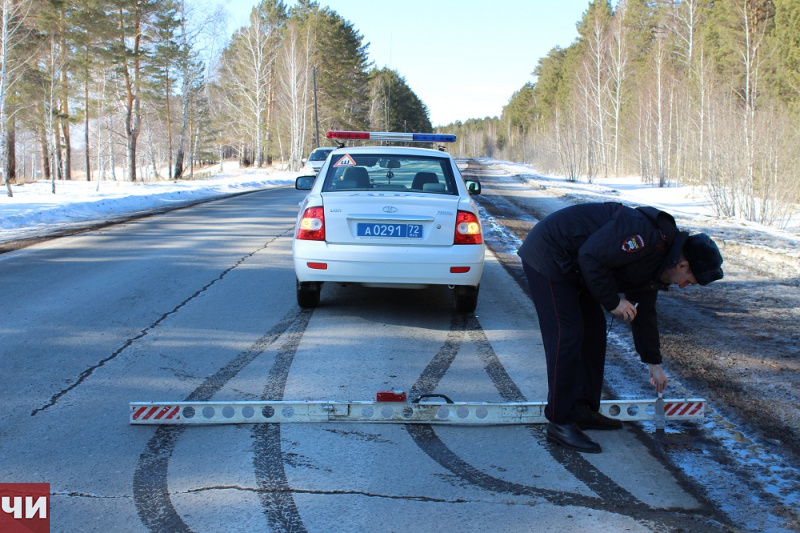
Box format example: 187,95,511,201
309,149,334,161
321,153,457,194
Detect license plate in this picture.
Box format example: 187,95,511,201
357,223,423,238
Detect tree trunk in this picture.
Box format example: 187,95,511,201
6,115,15,184
166,76,173,178
189,119,195,179
0,0,10,196
173,74,189,179
38,123,51,180
53,122,63,181
59,12,71,181
656,38,666,188
126,130,137,183
119,7,142,182
84,66,91,181
109,113,117,181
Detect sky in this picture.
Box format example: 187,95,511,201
227,0,591,126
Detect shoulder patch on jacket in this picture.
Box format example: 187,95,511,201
621,234,645,253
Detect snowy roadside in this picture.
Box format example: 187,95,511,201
486,160,800,281
0,166,299,246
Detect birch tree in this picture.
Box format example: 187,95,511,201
653,21,668,187
1,0,33,197
172,0,221,179
577,0,612,178
714,0,774,220
608,1,630,176
277,18,310,171
50,1,72,181
671,0,703,180
215,1,285,167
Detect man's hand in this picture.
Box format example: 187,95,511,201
648,364,668,393
612,298,638,322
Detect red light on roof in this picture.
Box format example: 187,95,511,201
326,131,370,140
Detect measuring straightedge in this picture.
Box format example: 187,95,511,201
130,392,705,426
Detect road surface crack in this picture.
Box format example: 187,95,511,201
30,231,290,416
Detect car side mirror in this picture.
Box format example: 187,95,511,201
465,180,481,195
296,175,316,190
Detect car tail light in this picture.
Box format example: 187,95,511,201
296,207,325,241
454,210,482,245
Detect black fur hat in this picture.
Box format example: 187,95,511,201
683,233,724,285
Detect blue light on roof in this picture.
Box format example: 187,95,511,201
412,133,457,143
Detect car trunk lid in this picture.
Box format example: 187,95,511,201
322,192,462,246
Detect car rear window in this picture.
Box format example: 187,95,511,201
321,154,457,194
309,149,334,161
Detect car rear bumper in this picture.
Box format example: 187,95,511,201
293,241,484,287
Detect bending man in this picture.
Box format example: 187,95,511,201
518,202,724,453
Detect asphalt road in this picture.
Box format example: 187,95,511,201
0,185,731,532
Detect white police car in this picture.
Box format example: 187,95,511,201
293,131,484,312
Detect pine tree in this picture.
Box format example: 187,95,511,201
531,46,570,125
70,0,112,182
144,0,180,178
367,68,431,133
103,0,177,181
772,0,800,106
211,0,286,167
298,3,370,133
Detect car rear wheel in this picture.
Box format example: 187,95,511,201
297,279,322,308
454,285,479,313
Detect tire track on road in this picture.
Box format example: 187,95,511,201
133,308,311,532
251,310,314,533
407,312,724,530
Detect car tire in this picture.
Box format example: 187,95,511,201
297,279,322,308
454,285,479,313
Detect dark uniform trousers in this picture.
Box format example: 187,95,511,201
523,262,607,424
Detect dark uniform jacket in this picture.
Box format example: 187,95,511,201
517,202,688,364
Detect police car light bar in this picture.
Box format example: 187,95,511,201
326,131,456,143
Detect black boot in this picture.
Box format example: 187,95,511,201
546,422,601,453
574,403,623,430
